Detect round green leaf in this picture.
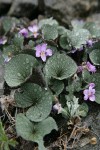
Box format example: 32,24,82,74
44,53,77,80
15,83,53,122
89,49,100,65
16,114,58,150
77,103,89,117
95,91,100,104
42,24,58,40
2,17,19,32
50,79,64,95
4,54,38,87
39,18,58,29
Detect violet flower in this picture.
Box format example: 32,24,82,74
83,83,95,101
53,103,62,114
35,43,52,62
28,25,39,38
86,61,96,73
19,28,28,37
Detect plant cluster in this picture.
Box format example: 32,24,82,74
0,17,100,150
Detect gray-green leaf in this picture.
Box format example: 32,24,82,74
4,54,38,87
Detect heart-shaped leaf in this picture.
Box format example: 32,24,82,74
16,114,58,150
77,103,89,117
44,53,77,80
2,17,19,32
59,34,71,49
67,29,90,48
42,24,58,40
39,18,58,29
15,83,53,122
50,79,64,95
4,54,38,87
89,49,100,65
84,22,100,38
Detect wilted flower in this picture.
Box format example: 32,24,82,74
89,83,95,88
4,56,11,63
35,43,52,62
83,83,95,101
0,37,7,45
77,66,83,73
28,25,39,38
86,61,96,73
19,28,28,37
53,103,62,114
86,39,93,47
71,47,77,53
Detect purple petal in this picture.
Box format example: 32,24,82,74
86,40,93,47
33,33,39,38
89,83,95,88
0,37,7,45
77,66,83,73
41,54,46,62
28,25,38,33
89,95,95,101
36,49,41,57
35,45,41,51
84,95,89,100
19,28,28,37
46,49,52,56
86,61,96,73
83,89,89,95
41,43,47,52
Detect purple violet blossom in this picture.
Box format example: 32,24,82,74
53,103,62,114
86,61,96,73
83,83,95,101
19,28,28,37
28,25,39,38
35,43,52,62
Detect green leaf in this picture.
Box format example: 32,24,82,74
59,34,71,49
58,26,67,35
42,24,58,40
82,70,92,83
89,49,100,65
84,22,100,38
2,17,19,32
4,54,38,87
77,103,89,117
39,18,58,29
95,91,100,104
44,53,77,80
12,34,24,50
15,83,53,122
16,114,58,150
50,79,64,95
67,29,90,48
66,96,79,117
66,77,82,93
